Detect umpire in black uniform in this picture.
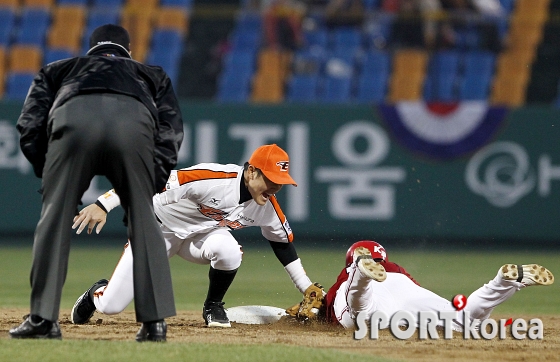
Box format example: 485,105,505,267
9,24,183,342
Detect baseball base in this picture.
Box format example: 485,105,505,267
226,305,287,325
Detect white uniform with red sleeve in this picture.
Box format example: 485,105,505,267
329,262,528,331
92,163,311,315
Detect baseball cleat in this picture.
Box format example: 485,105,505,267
354,246,387,282
203,301,231,327
71,279,108,324
9,316,62,339
136,320,167,342
499,264,554,286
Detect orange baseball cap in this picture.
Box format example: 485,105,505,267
248,144,297,186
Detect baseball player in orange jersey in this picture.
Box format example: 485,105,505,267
70,144,320,330
323,241,554,330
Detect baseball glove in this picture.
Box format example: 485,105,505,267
286,282,325,321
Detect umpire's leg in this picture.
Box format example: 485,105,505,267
103,94,176,322
29,97,100,321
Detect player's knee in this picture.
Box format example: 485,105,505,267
212,244,243,271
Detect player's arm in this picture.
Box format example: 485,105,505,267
269,240,313,293
72,189,121,234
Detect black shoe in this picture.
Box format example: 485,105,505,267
202,302,231,327
9,316,62,339
136,320,167,342
71,279,108,324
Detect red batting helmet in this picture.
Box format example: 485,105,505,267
345,240,388,266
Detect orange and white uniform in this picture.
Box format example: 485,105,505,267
93,162,309,315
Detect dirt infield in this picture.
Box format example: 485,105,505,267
2,309,560,361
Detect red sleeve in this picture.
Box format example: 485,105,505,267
382,261,420,286
324,268,349,325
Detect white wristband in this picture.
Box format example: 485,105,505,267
97,189,121,212
284,258,312,294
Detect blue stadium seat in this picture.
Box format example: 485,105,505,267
91,0,123,8
303,28,328,49
424,73,458,102
355,72,388,103
229,29,261,53
15,8,50,47
286,74,319,103
321,76,352,103
160,0,193,8
43,49,74,65
222,49,256,76
5,73,36,101
363,0,380,10
429,50,460,75
499,0,515,14
0,8,16,47
235,12,262,34
360,50,390,76
57,0,88,5
463,51,495,78
216,69,252,103
458,74,491,100
330,27,363,52
292,47,327,75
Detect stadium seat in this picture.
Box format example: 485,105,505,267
355,72,388,103
14,8,51,47
360,50,390,76
0,8,16,47
160,0,193,8
235,11,262,34
216,69,252,103
154,7,189,33
0,47,6,97
4,72,36,100
330,27,363,52
292,47,327,75
463,51,496,78
22,0,54,8
222,49,256,75
56,0,88,5
8,45,42,73
43,48,74,65
0,0,19,8
458,74,491,100
229,29,262,53
91,0,123,8
286,74,319,103
321,76,352,103
303,28,328,50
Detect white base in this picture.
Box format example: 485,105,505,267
226,305,287,325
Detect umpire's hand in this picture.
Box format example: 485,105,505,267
72,203,107,235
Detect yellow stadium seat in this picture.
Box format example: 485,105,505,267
490,77,528,107
22,0,55,8
0,47,6,97
252,72,283,103
9,45,43,73
154,7,189,33
121,10,152,62
0,0,19,8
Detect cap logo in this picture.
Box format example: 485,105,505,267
276,161,289,172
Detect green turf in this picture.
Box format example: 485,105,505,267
1,245,559,361
0,340,395,362
2,246,558,314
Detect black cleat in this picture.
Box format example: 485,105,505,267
203,301,231,327
136,320,167,342
9,315,62,339
71,279,108,324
